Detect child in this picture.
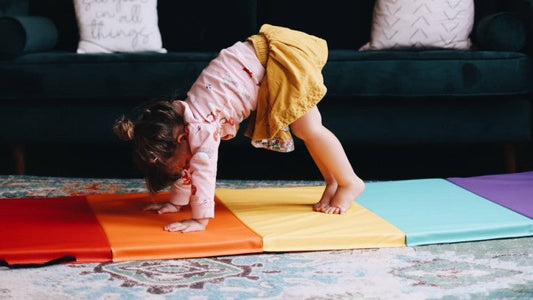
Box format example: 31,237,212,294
114,24,365,233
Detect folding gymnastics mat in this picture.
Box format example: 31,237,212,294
448,171,533,219
1,172,532,267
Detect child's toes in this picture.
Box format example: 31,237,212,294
323,206,336,214
331,206,347,214
313,202,327,212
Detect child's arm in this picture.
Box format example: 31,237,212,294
143,173,191,215
167,122,220,232
145,122,220,233
185,122,220,220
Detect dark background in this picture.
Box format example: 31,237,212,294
1,140,532,181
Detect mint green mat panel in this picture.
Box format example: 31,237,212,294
355,179,533,246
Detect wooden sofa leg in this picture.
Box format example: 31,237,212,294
12,143,26,175
504,144,517,173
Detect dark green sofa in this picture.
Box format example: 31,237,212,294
0,0,532,177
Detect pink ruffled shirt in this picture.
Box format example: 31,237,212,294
169,41,265,219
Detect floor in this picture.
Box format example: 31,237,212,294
1,176,532,299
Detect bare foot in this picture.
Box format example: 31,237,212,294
314,178,365,214
313,182,338,212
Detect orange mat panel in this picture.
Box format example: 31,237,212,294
86,192,263,261
0,196,112,266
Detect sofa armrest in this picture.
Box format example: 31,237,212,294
0,16,57,60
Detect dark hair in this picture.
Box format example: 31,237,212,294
113,100,184,192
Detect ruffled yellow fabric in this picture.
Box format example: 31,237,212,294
245,24,328,152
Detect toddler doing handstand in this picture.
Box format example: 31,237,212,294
114,25,365,233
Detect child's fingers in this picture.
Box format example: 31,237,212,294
182,220,207,232
164,222,186,232
164,220,205,233
180,224,202,233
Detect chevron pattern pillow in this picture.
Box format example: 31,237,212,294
360,0,474,51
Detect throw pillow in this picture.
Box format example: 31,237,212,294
360,0,474,51
73,0,166,54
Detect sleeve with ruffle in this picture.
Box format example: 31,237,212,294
185,121,220,219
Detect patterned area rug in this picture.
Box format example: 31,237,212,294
1,175,532,299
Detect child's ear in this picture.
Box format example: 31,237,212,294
176,132,188,143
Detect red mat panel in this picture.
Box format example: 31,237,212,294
0,196,112,266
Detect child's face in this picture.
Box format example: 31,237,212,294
164,128,192,178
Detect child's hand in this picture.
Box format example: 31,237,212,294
164,218,209,233
144,202,181,214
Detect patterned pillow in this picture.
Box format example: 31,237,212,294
73,0,166,53
360,0,474,51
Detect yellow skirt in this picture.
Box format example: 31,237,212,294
245,24,328,152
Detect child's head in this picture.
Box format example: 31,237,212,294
113,100,185,192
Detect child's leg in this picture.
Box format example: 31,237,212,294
291,106,365,214
303,140,339,210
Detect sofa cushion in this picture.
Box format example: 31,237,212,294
1,50,532,101
324,50,533,97
0,51,216,100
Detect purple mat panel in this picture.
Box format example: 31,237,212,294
448,172,533,219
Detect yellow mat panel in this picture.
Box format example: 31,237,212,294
216,186,405,251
